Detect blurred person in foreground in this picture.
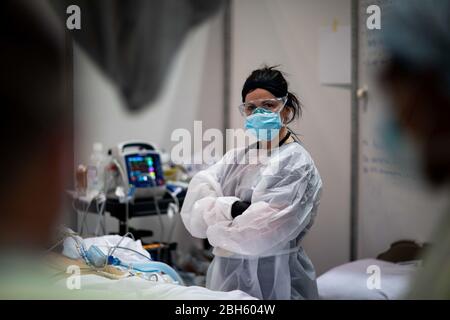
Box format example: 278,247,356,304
0,0,234,300
381,0,450,299
0,0,73,298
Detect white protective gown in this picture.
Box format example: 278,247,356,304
181,141,323,299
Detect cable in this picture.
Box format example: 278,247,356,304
166,189,180,211
166,204,178,244
45,237,66,254
153,195,165,243
94,197,107,236
100,244,182,285
107,232,135,259
165,190,180,244
125,197,130,234
99,245,152,262
287,126,303,144
78,197,95,236
48,230,182,284
45,229,85,259
72,198,85,234
77,232,137,271
112,158,128,189
94,167,114,236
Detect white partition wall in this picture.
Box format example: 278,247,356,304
356,0,449,259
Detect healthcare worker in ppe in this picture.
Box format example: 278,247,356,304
380,0,450,299
181,66,323,300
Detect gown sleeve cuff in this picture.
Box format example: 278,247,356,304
202,196,241,225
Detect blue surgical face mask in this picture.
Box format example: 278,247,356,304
380,110,423,180
245,108,283,141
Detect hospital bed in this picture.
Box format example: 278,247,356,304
317,241,424,300
47,253,256,300
44,232,257,300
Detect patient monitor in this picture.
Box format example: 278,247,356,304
111,141,166,199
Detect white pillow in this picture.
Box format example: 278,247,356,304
317,259,419,300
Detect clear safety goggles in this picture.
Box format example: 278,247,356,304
238,95,288,117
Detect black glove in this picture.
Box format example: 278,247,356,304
231,201,251,219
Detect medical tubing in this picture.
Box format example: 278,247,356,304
107,232,135,263
94,167,115,236
125,198,129,233
55,231,182,285
108,246,152,262
79,197,95,236
166,190,180,243
81,232,135,270
122,260,184,285
153,195,165,243
166,203,178,244
45,237,67,254
94,197,107,236
89,244,182,285
112,158,128,190
46,229,85,256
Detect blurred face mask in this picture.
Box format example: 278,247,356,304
380,109,423,180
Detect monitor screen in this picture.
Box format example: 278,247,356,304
125,153,165,188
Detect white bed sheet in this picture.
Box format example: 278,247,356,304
55,274,257,300
317,259,419,300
